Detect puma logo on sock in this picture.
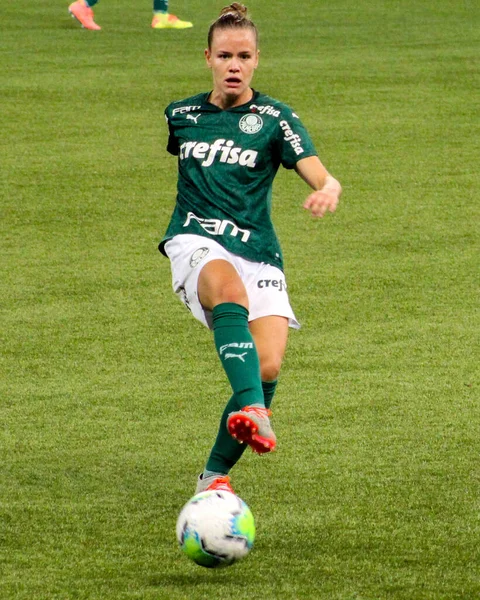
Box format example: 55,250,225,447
224,352,248,362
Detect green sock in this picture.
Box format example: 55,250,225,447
212,303,264,410
85,0,98,7
204,303,264,474
262,380,278,410
153,0,168,13
205,380,278,474
206,393,246,474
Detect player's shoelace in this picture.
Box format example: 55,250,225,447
206,476,234,493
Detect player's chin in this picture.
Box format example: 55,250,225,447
224,87,243,98
224,81,248,94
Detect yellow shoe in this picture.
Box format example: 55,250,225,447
151,13,193,29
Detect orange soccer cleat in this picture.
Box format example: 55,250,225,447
195,474,234,495
227,405,277,454
69,0,101,30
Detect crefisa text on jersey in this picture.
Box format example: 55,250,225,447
257,279,287,292
249,104,281,118
179,139,258,168
280,120,304,155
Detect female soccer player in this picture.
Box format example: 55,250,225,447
159,3,341,495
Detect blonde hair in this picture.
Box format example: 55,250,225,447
207,3,258,49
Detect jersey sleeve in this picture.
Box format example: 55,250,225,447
275,109,317,169
165,106,179,156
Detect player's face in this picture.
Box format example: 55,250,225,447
205,28,259,108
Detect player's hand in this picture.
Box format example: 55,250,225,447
303,189,339,217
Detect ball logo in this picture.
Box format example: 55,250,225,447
239,113,263,134
190,247,209,268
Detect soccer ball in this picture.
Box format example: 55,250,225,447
176,490,255,568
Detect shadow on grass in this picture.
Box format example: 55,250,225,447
147,571,241,588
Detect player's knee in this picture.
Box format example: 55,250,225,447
217,282,248,307
260,357,282,382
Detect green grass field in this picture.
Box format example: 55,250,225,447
1,0,479,598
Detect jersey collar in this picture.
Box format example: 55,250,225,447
202,89,260,112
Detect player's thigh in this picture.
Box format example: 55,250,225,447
164,234,244,328
197,259,249,311
249,316,289,382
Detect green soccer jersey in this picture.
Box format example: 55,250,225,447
158,90,317,271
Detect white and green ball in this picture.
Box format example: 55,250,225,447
176,490,255,568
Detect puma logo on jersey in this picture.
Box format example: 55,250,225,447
179,138,258,168
186,114,200,124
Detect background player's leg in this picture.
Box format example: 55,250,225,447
153,0,168,11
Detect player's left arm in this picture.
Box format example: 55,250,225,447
295,155,342,218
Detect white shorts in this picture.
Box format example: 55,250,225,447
164,234,300,330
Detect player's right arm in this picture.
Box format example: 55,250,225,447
295,155,342,218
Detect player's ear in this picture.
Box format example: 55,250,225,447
254,49,260,69
205,48,212,68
